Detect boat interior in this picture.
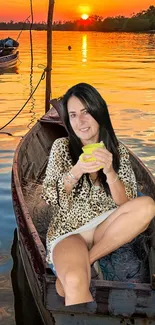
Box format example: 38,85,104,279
19,100,155,287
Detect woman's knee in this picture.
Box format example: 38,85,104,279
64,269,89,291
145,196,155,218
139,196,155,222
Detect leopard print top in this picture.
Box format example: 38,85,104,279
42,137,137,261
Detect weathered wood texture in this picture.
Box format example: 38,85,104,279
44,274,155,318
11,230,45,325
51,313,155,325
0,51,19,68
129,152,155,200
17,232,55,325
149,247,155,289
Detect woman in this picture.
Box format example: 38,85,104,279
42,83,155,306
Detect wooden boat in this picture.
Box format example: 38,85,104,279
12,99,155,325
0,37,19,56
0,65,18,75
0,51,19,69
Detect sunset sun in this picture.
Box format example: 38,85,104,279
81,13,89,20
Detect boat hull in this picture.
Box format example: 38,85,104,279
0,51,19,68
12,230,155,325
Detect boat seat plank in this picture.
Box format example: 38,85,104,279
43,275,155,317
150,219,155,249
52,313,155,325
149,247,155,289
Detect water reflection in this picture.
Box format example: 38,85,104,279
82,34,87,63
0,65,19,75
147,33,155,49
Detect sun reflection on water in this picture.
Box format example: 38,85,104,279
82,34,87,63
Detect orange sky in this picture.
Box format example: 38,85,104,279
1,0,155,22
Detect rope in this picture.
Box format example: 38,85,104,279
0,1,52,135
16,0,33,42
16,15,31,42
0,68,48,132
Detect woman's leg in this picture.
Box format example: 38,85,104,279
55,277,65,297
53,234,93,306
89,196,155,265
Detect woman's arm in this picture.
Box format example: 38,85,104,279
64,156,104,194
94,143,137,206
106,170,128,205
63,164,83,194
42,138,77,207
42,137,109,204
106,144,137,205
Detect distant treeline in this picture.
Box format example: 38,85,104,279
1,5,155,32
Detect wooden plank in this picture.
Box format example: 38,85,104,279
44,275,155,317
19,153,29,180
45,275,152,291
150,219,155,249
18,233,55,325
44,282,97,314
24,162,35,181
45,0,54,113
149,247,155,289
52,313,155,325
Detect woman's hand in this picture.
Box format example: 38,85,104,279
93,147,114,175
76,155,102,175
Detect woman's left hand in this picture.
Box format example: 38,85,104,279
93,147,114,174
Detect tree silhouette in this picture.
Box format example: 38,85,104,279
0,5,155,32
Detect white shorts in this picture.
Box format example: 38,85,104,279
46,208,117,265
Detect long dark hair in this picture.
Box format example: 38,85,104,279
61,83,120,195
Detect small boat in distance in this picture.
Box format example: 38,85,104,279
0,37,19,70
0,51,19,69
0,37,19,56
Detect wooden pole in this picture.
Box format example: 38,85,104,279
45,0,54,113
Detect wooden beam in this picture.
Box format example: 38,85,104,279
149,247,155,289
45,0,54,113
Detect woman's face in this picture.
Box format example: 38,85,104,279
67,96,99,145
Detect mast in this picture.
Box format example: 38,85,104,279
45,0,54,113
